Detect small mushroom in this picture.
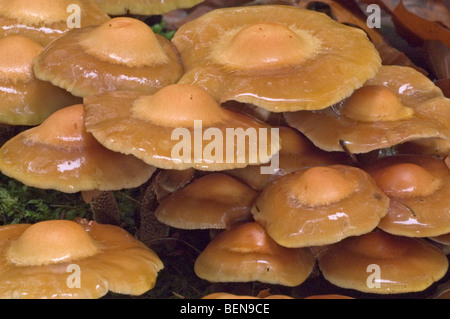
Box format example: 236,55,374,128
251,165,390,248
365,154,450,238
83,84,280,171
92,0,206,16
284,65,450,154
172,5,381,112
0,35,81,126
0,218,164,298
194,222,315,287
0,104,156,224
318,229,449,294
33,17,183,98
0,0,110,46
154,173,258,230
225,126,352,191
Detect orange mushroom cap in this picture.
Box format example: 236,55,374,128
318,229,449,294
365,155,450,238
0,104,155,193
172,5,381,112
0,35,81,125
155,173,258,229
194,222,315,287
92,0,206,15
33,17,183,98
0,218,164,298
83,84,280,171
0,0,110,46
284,65,450,153
225,126,351,191
251,165,390,248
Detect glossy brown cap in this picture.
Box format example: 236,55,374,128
251,165,390,248
0,35,81,125
93,0,206,15
318,229,449,294
0,218,164,298
0,104,156,193
33,17,183,97
0,0,110,46
155,173,258,229
285,65,450,153
172,5,381,112
194,222,315,287
365,155,450,238
83,85,280,171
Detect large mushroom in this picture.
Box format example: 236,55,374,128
0,104,156,224
194,222,315,287
0,218,163,298
33,17,183,98
318,229,449,294
364,154,450,238
92,0,206,16
83,84,280,171
0,35,81,126
284,65,450,154
251,165,390,248
0,0,110,46
172,5,381,112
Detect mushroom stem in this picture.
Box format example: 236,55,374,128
81,190,120,226
339,139,361,167
137,182,170,248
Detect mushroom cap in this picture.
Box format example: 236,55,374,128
0,0,110,46
251,165,390,248
92,0,206,15
155,173,258,229
172,5,381,112
194,222,315,287
83,84,280,171
365,155,450,238
318,229,449,294
0,104,156,193
225,126,351,190
0,35,81,125
33,17,183,98
0,218,164,298
284,65,450,153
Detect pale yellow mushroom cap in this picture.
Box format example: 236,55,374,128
79,17,169,68
6,220,100,266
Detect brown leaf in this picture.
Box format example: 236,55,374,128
297,0,427,74
422,40,450,80
391,1,450,47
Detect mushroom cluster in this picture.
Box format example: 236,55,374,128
0,2,448,300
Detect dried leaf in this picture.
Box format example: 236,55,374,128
391,1,450,47
297,0,427,73
422,40,450,80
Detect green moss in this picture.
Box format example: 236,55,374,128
0,173,91,225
